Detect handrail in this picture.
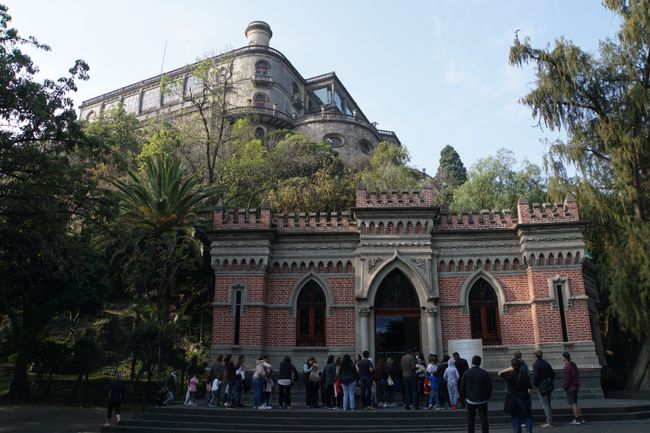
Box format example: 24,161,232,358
305,72,336,84
226,106,294,124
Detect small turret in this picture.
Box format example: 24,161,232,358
245,21,272,46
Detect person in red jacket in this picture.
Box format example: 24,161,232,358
562,352,585,425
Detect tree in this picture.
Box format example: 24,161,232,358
450,148,546,212
436,145,467,187
509,0,650,389
162,52,238,185
107,155,217,324
358,142,422,191
0,4,107,401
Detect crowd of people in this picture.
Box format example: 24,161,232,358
148,348,585,433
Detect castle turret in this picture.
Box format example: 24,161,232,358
245,21,272,46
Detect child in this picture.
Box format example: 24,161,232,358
425,357,440,409
210,376,221,407
187,374,199,406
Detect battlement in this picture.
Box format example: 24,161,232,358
275,212,355,232
517,194,580,224
213,206,356,232
355,186,434,208
437,209,516,231
213,207,272,230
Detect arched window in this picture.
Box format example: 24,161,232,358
255,60,270,76
469,279,501,345
253,93,269,108
254,127,265,139
296,281,326,346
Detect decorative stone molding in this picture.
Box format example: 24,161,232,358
424,306,438,317
287,272,334,317
458,269,507,315
367,257,383,272
410,257,426,271
358,306,371,317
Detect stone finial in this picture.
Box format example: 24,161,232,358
564,193,576,203
260,198,270,209
215,198,224,210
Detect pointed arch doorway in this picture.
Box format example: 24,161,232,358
374,269,421,361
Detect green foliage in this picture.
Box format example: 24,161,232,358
358,142,421,191
105,155,218,322
0,4,108,401
449,148,546,212
509,1,650,339
436,145,467,187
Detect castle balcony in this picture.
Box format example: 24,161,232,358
226,106,294,128
252,74,273,87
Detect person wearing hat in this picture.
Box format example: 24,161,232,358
562,351,585,424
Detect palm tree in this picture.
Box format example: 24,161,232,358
110,154,218,324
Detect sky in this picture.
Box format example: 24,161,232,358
4,0,622,175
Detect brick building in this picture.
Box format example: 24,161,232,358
211,186,605,396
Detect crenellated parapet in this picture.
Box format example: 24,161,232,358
213,206,272,230
517,194,580,224
275,212,355,232
437,209,515,231
355,185,434,208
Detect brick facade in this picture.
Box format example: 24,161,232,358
210,188,604,396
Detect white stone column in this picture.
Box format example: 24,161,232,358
358,306,371,351
425,306,438,356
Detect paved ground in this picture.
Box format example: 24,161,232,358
1,400,650,433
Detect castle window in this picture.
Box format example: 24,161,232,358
313,87,332,105
296,281,326,346
85,110,96,121
548,276,570,342
141,87,160,111
186,75,204,97
255,60,270,76
469,279,501,345
253,93,269,108
122,93,140,114
323,133,344,147
359,139,372,154
255,127,266,139
162,78,183,105
230,284,247,345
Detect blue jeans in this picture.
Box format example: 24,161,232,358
253,377,263,407
342,381,356,411
511,397,532,433
428,388,439,407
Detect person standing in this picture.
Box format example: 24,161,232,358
104,373,124,427
303,357,315,407
499,358,533,433
437,354,450,409
358,350,374,409
453,352,470,408
163,371,176,406
562,352,585,425
234,355,246,407
339,354,358,411
277,356,298,409
401,348,419,410
223,354,236,408
533,350,555,428
462,355,492,433
514,351,529,376
323,354,336,409
444,358,460,410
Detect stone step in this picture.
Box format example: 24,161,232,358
102,403,650,433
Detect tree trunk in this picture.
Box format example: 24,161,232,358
8,350,31,402
626,336,650,390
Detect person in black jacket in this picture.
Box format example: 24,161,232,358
462,355,492,433
499,358,533,433
104,373,124,427
453,352,470,408
532,350,555,427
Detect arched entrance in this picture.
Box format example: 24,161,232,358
469,278,502,345
374,269,421,360
296,281,326,346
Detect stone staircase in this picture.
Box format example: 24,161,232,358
102,401,650,433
